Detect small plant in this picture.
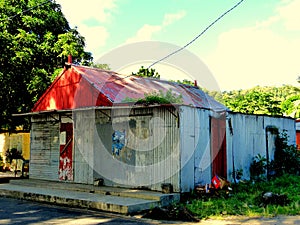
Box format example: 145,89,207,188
123,90,183,105
250,154,267,181
231,168,243,183
5,148,24,163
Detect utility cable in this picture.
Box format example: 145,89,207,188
147,0,245,69
3,0,52,20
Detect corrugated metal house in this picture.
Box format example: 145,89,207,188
28,64,296,193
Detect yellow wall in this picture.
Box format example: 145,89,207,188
0,133,30,161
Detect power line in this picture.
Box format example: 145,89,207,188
4,0,52,20
147,0,245,69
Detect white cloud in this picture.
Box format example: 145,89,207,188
163,10,186,26
126,25,162,43
56,0,117,26
277,0,300,30
55,0,117,59
126,10,186,43
79,26,109,52
204,0,300,91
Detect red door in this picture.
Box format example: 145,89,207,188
210,115,227,179
296,131,300,150
59,123,73,181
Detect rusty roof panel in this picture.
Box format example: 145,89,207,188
32,65,228,112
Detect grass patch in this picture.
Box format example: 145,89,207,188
184,174,300,219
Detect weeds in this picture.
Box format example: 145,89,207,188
185,174,300,219
122,90,183,105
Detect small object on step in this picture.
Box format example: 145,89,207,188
94,178,104,186
161,183,173,194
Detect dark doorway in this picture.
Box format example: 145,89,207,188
210,115,227,179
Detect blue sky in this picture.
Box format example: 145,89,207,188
56,0,300,91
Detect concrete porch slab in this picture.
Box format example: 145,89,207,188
0,179,180,214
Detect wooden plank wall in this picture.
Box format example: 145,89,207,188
30,115,60,180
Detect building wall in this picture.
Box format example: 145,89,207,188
226,113,296,181
92,106,181,192
180,106,222,192
73,110,94,184
30,114,60,180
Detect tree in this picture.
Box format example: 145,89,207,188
0,0,92,131
203,85,300,117
170,79,195,86
90,63,111,70
132,66,160,79
281,95,300,118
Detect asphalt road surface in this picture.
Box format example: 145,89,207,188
1,196,300,225
0,197,163,225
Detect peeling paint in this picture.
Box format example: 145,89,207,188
112,130,126,156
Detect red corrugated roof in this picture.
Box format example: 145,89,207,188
32,64,228,112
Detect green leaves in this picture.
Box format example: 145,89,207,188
132,66,161,79
216,86,300,117
0,0,93,131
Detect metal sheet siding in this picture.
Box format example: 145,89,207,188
226,113,296,180
179,106,196,192
30,115,60,180
73,110,94,184
180,106,222,191
93,107,180,192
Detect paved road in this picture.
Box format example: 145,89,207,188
0,197,163,225
1,197,300,225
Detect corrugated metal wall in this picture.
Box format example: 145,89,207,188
73,110,94,184
180,106,220,192
227,113,296,180
30,115,60,180
92,106,180,192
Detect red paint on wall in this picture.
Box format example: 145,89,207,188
296,131,300,150
210,115,227,179
59,123,73,181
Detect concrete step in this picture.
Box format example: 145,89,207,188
9,179,180,205
0,179,180,214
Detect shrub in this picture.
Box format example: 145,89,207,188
272,132,300,176
250,154,267,181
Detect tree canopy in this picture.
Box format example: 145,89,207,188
205,85,300,118
0,0,92,131
132,66,160,79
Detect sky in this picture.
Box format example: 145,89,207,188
55,0,300,91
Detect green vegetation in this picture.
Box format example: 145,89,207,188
132,66,160,79
183,131,300,219
205,85,300,118
5,148,24,163
123,90,183,105
185,174,300,219
0,0,93,131
169,79,195,86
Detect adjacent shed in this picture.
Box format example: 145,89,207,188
28,64,296,193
